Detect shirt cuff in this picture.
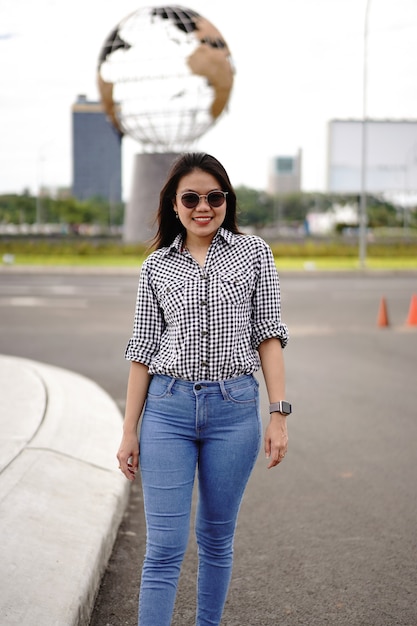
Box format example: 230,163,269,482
124,338,154,365
252,321,289,350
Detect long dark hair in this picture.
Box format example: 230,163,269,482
151,153,241,250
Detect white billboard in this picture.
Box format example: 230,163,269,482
327,120,417,194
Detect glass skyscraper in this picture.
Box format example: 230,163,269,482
72,94,122,202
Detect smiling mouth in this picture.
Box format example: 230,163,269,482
193,216,212,222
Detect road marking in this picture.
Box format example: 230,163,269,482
0,297,87,308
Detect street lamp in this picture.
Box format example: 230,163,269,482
36,149,47,227
359,0,372,269
36,142,53,227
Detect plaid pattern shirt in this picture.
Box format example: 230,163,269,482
125,227,289,381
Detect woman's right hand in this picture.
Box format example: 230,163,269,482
117,432,139,481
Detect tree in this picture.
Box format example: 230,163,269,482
236,186,274,227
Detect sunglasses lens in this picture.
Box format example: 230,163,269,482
181,193,199,209
207,192,226,207
180,191,226,209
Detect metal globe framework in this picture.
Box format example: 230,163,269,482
97,5,234,152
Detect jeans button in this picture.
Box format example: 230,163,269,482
195,384,202,391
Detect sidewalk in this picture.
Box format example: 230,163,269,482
0,355,130,626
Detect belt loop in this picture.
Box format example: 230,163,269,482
167,377,176,395
219,380,228,400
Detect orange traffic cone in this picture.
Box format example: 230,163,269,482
406,294,417,326
377,297,389,327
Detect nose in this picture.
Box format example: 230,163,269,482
196,195,210,210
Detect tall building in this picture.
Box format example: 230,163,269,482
71,94,122,202
268,150,302,195
327,119,417,194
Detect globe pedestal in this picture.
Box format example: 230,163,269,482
123,152,179,244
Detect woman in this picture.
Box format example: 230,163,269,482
117,152,290,626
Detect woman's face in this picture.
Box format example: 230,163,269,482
173,168,227,244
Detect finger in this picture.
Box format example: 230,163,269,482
264,436,271,460
267,449,286,469
267,457,276,469
130,449,139,473
126,459,138,479
119,465,136,481
117,456,136,481
117,460,128,477
277,450,286,464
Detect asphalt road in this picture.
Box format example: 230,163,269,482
1,268,416,626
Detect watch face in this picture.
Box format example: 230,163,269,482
281,401,292,414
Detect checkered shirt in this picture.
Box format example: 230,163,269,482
125,227,289,381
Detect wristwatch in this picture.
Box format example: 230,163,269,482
269,401,292,416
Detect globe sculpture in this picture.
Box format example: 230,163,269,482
97,5,234,242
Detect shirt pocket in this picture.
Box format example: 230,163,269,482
218,272,252,306
158,280,186,324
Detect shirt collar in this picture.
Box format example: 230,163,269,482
166,233,184,256
216,227,236,246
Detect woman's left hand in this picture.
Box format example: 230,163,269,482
264,414,288,469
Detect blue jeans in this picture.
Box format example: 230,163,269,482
138,374,262,626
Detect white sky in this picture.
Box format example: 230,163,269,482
1,0,416,198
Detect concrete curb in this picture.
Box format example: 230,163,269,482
0,355,130,625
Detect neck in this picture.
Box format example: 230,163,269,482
184,233,215,267
184,230,216,253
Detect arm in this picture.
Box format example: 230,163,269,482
116,361,151,481
258,337,288,469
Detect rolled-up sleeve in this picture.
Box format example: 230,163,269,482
125,260,165,364
251,243,289,349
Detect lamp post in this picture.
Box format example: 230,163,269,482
36,145,49,227
36,154,44,226
359,0,372,269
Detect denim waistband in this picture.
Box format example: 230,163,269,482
151,373,257,394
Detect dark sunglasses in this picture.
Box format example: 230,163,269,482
176,191,228,209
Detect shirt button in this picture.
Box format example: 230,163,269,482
201,361,208,368
201,330,208,336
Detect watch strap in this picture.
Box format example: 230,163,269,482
269,401,292,415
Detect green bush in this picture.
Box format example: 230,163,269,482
1,237,417,261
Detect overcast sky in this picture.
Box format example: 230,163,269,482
1,0,416,198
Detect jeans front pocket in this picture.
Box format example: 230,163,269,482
226,376,259,405
147,375,174,399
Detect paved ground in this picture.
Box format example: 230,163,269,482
1,268,416,625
